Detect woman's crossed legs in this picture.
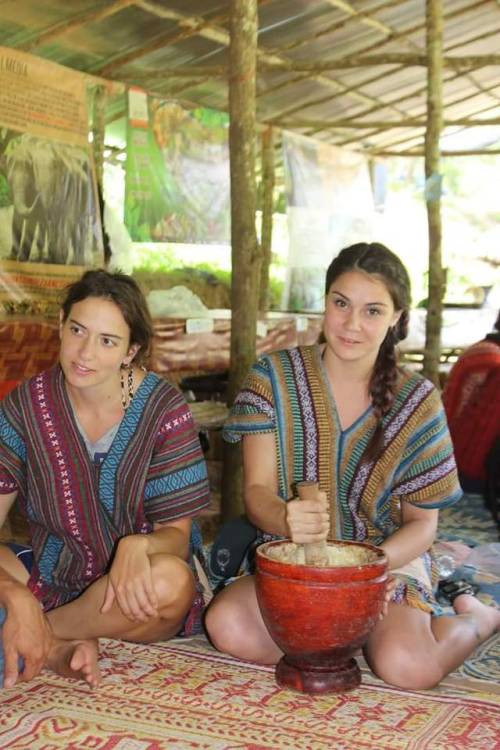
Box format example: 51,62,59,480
205,573,500,689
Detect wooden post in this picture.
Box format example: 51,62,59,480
259,126,275,312
91,84,106,191
221,0,259,521
423,0,444,386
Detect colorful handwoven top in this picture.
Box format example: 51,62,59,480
224,345,462,612
0,366,210,611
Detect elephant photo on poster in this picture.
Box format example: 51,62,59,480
0,129,103,266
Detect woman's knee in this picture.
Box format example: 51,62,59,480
204,592,249,654
151,555,196,613
205,587,280,664
366,639,443,690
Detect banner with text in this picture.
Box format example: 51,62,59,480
0,47,103,314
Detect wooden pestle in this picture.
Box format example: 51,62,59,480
297,481,330,566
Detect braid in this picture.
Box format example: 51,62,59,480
365,329,398,461
364,310,409,462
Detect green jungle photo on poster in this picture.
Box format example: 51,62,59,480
125,94,230,244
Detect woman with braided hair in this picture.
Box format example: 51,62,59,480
205,242,499,689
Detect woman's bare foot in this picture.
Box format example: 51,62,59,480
453,594,500,640
47,638,101,688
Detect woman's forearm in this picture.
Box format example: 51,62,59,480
119,524,190,561
245,483,289,537
0,572,28,607
380,518,436,570
147,525,190,558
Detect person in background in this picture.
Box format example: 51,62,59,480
205,242,499,690
442,311,500,494
0,270,210,689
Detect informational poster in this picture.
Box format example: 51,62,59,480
125,94,230,243
282,131,377,311
0,46,103,314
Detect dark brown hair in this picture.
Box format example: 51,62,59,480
485,310,500,345
324,242,411,461
61,269,153,366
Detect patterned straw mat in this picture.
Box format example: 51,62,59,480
1,494,499,750
0,632,499,750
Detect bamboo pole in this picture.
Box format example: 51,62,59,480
423,0,444,386
221,0,259,521
259,126,275,312
91,85,106,192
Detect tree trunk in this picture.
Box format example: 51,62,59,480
259,126,275,312
221,0,259,521
423,0,444,386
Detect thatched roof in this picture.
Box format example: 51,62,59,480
1,0,500,155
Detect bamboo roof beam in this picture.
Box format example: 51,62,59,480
96,3,282,79
120,65,227,80
311,75,499,150
366,148,500,156
260,1,491,106
269,0,403,55
148,0,454,128
96,17,232,77
323,0,396,35
354,120,500,155
109,53,500,86
94,2,401,116
14,0,138,52
337,0,491,58
313,58,500,147
276,117,500,130
335,79,500,151
174,61,389,113
133,1,233,44
110,0,493,134
258,54,500,72
264,87,402,124
372,73,500,145
308,21,500,145
159,76,217,99
367,128,500,155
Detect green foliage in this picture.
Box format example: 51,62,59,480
132,249,285,310
124,196,152,242
267,275,284,310
132,244,179,272
0,173,11,209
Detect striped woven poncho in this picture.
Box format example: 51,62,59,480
0,366,210,615
224,345,462,613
